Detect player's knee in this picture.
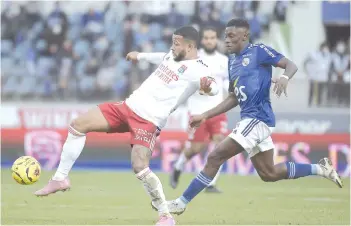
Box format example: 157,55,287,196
207,151,222,168
70,117,90,134
132,161,148,174
212,134,224,144
257,170,278,182
186,147,201,159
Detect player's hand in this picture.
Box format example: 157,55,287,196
272,75,289,97
199,76,213,94
189,114,206,128
126,51,139,63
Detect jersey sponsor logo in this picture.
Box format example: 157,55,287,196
155,63,179,84
178,65,188,74
260,44,276,58
132,128,154,144
242,57,250,66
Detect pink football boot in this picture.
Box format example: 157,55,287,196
34,178,71,196
155,214,176,226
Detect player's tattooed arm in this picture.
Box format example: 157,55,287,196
126,51,167,64
190,93,238,128
273,57,298,97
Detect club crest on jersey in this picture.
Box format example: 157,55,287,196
178,65,187,74
242,58,250,66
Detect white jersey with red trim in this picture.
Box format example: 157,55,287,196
125,51,217,128
187,49,228,115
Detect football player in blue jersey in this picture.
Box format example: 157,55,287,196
151,18,343,215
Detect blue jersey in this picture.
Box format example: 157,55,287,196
228,43,284,127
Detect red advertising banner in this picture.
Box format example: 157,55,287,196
1,128,350,177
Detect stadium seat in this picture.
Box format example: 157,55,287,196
149,23,162,40
1,40,13,56
73,40,91,59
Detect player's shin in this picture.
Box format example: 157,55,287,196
136,168,170,216
208,164,222,186
174,152,187,171
52,126,86,181
178,170,214,205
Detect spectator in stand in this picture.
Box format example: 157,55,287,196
122,15,135,57
330,40,350,106
233,0,252,18
166,3,185,29
274,1,289,22
23,1,42,31
56,40,73,99
246,10,261,43
81,7,107,42
41,1,68,48
304,42,331,107
1,2,26,42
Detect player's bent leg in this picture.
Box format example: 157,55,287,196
171,142,206,189
34,107,112,197
132,145,175,225
251,149,343,188
250,149,286,182
154,137,244,215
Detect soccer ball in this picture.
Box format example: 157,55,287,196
11,156,41,185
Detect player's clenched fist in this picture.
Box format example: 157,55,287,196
126,51,139,62
189,114,206,128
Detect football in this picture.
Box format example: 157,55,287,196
11,156,41,185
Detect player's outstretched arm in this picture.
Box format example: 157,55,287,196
190,93,238,128
203,92,238,119
126,51,167,65
273,57,298,97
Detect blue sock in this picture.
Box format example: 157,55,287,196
180,171,213,204
286,162,314,179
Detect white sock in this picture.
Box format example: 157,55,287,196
311,164,324,176
52,126,86,181
136,167,169,216
208,164,223,186
174,152,187,171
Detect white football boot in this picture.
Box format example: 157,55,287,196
318,158,343,188
152,199,187,215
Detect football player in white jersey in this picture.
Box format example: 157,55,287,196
171,27,229,193
34,26,219,226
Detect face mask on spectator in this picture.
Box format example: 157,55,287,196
336,42,346,54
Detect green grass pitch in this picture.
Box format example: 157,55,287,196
1,170,350,225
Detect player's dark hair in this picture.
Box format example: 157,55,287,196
201,26,218,37
174,26,199,47
226,18,250,29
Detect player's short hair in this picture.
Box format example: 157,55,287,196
226,18,250,30
201,26,218,37
174,26,199,47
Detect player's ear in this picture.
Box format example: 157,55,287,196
243,30,249,42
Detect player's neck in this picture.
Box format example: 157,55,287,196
237,42,250,55
184,51,199,61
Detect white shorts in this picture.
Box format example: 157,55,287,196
228,118,275,158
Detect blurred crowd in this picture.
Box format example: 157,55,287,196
2,1,291,101
304,40,350,108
